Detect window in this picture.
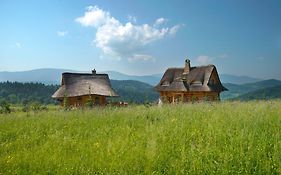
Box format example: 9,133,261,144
76,97,82,107
191,80,203,86
95,96,100,105
162,81,170,86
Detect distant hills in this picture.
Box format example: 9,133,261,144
232,85,281,101
219,74,262,84
0,80,158,104
0,69,72,85
1,68,280,102
221,79,281,100
103,71,160,86
110,80,159,103
0,68,263,85
0,82,58,104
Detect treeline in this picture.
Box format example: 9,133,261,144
0,82,58,104
0,80,159,105
110,80,159,103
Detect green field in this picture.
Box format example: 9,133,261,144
0,101,280,174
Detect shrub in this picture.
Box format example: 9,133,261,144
85,97,94,108
0,100,11,114
21,101,48,113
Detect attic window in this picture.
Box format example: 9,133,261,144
162,81,170,86
190,80,203,86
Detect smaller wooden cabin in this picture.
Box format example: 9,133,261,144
52,69,118,107
154,59,227,103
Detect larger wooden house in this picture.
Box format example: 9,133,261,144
154,59,227,103
52,69,118,107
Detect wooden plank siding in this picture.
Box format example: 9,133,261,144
60,95,107,107
160,91,219,103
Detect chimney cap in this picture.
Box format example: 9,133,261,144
92,69,96,74
185,59,190,63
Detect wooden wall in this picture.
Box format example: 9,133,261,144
159,91,220,103
60,95,107,107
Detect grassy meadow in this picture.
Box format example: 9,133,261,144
0,101,280,174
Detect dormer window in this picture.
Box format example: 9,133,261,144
162,81,170,86
190,80,203,86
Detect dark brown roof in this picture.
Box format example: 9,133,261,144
52,72,118,98
154,65,227,92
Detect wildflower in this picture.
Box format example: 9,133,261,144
94,142,100,148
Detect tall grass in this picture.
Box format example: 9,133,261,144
0,101,280,174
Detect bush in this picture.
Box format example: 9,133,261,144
30,102,48,112
21,101,48,113
22,99,30,112
85,98,94,108
0,100,11,114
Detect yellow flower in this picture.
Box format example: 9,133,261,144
6,156,13,164
94,142,100,148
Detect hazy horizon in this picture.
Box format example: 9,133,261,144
1,0,281,80
0,67,273,81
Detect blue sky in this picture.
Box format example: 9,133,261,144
0,0,281,79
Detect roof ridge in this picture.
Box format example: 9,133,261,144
167,67,184,70
166,64,215,70
192,64,215,68
62,72,108,76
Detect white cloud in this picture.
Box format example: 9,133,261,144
169,24,182,35
128,54,156,62
75,6,111,27
196,55,213,65
75,6,181,61
127,15,137,23
154,18,167,26
57,30,68,37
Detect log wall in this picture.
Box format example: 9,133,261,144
60,95,107,107
159,91,220,103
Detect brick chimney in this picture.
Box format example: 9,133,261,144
183,59,190,75
92,69,96,75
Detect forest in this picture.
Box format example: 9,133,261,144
0,81,159,105
0,82,58,104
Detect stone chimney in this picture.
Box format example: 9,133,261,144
92,69,96,75
183,59,190,75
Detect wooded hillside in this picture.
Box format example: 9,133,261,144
0,80,158,104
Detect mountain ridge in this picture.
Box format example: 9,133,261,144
221,79,281,99
232,85,281,101
1,68,280,101
0,68,265,85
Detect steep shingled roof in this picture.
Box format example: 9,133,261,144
52,72,118,98
154,65,227,92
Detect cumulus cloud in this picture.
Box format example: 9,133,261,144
169,24,182,35
57,30,68,37
127,15,137,23
196,55,213,65
75,6,181,61
154,18,167,26
75,6,112,27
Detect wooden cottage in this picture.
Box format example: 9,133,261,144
52,69,118,107
154,59,227,103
